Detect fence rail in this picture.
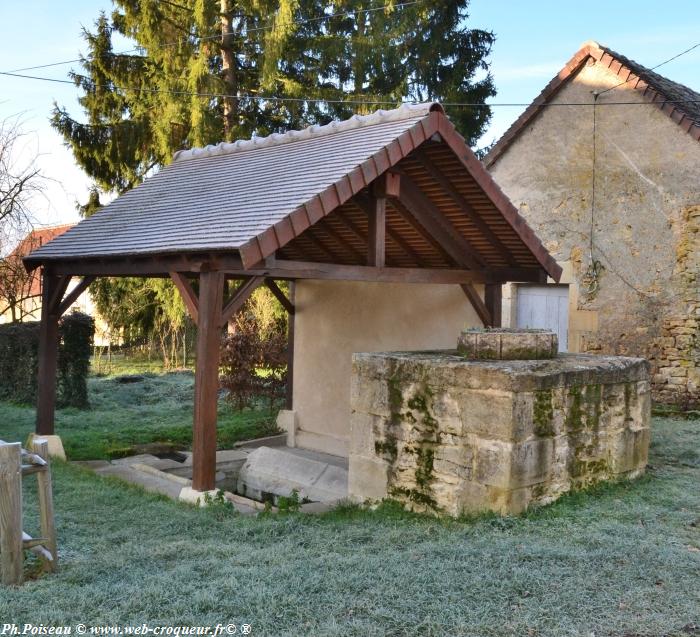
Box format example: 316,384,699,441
0,438,57,585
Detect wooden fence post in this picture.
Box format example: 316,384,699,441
32,438,57,571
0,443,23,585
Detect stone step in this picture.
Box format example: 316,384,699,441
237,446,348,504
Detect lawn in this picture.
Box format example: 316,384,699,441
0,369,279,460
0,417,698,636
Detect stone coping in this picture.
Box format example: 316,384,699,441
352,351,650,392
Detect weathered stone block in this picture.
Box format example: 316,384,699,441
348,455,390,501
349,350,651,516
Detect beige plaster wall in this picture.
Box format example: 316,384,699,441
292,280,481,456
489,59,700,405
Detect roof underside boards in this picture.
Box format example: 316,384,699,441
26,102,561,281
278,141,542,270
485,41,700,168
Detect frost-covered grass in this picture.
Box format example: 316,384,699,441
1,418,698,636
0,371,278,460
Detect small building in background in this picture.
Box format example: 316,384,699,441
485,41,700,408
0,224,111,346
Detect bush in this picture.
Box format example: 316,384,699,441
0,312,94,407
220,310,287,411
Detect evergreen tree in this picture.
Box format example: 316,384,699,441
54,0,495,345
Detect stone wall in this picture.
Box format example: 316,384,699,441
487,59,700,408
349,352,651,516
653,206,700,407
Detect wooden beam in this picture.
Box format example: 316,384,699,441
27,253,547,284
248,259,545,285
303,228,344,263
220,276,265,327
368,194,386,267
57,276,95,317
392,198,457,266
373,171,401,198
258,260,478,283
36,271,63,436
265,279,295,315
191,270,225,492
170,272,199,325
396,174,486,270
352,196,425,266
460,284,492,327
320,223,365,264
485,283,503,328
48,275,70,314
413,148,517,266
286,281,296,410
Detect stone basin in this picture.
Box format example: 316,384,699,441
457,328,558,360
348,351,651,516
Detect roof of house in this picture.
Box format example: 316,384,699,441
484,40,700,168
26,102,560,280
9,225,74,296
11,224,74,258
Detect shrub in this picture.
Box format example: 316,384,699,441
219,310,287,411
0,311,94,407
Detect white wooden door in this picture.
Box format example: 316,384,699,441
516,285,569,352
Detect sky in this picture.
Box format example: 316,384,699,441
1,0,699,231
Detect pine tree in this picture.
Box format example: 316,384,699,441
54,0,495,345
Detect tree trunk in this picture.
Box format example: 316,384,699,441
221,0,238,140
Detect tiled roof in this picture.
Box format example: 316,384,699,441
9,225,74,296
28,106,436,265
11,224,74,258
484,41,700,167
26,102,560,279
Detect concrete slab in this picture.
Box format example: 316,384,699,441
237,446,348,503
234,433,287,449
72,460,112,470
111,454,185,471
95,464,186,499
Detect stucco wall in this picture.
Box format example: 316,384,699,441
292,280,481,456
489,60,700,406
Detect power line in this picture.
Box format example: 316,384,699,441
2,68,700,109
3,0,424,74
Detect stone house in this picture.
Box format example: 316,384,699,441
485,41,700,408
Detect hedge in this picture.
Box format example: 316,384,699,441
0,312,94,408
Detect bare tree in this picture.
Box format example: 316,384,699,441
0,116,41,240
0,245,38,322
0,116,44,321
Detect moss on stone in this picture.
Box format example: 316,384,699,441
388,485,439,510
388,375,404,413
534,389,555,437
375,436,398,462
414,446,435,488
585,384,602,431
565,385,584,431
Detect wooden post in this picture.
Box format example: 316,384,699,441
192,270,224,492
36,270,67,436
0,442,23,585
485,283,503,328
368,195,386,267
286,281,296,410
32,439,57,571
